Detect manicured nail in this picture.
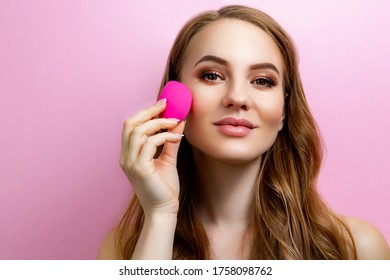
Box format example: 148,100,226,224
155,98,166,106
167,118,180,122
174,134,184,138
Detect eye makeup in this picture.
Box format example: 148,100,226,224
193,54,281,89
251,76,276,88
199,70,225,83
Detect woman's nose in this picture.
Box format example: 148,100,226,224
222,81,251,111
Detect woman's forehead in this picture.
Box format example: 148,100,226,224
183,18,284,71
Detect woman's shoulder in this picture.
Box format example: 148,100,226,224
342,216,390,259
97,227,121,260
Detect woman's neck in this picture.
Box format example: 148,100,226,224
193,149,262,226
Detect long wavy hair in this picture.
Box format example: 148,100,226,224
116,5,356,259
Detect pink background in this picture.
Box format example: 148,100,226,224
0,0,389,259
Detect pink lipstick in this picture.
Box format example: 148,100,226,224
214,117,256,137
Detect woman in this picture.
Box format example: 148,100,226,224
98,5,390,259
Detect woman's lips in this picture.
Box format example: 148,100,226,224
214,117,256,137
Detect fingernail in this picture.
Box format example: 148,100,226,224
167,118,180,122
155,98,166,106
174,134,184,138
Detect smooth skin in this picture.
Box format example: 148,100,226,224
97,19,390,260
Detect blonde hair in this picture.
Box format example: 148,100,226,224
116,5,356,259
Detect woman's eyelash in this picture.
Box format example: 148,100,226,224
252,77,276,88
200,71,224,82
199,71,276,88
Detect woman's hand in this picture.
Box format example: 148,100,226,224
120,98,185,216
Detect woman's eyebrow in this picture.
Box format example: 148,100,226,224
193,55,280,76
250,63,280,76
193,55,228,67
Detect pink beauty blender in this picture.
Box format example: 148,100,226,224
158,81,192,121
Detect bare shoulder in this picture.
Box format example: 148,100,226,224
97,227,121,260
343,216,390,260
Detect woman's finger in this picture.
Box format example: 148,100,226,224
126,118,180,164
121,99,167,155
138,132,184,165
159,120,186,165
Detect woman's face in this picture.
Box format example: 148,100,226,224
180,19,286,164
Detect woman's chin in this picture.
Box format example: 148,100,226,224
194,147,264,165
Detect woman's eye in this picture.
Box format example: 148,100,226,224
253,77,275,88
200,71,223,82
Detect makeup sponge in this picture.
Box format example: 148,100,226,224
158,81,192,121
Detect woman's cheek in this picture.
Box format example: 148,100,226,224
183,91,216,142
256,96,285,126
184,97,206,135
